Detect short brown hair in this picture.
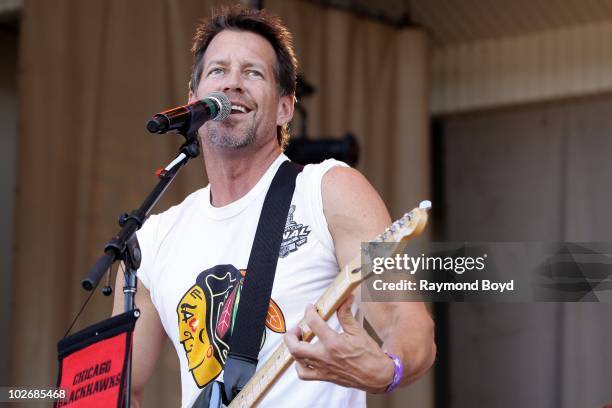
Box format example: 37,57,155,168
190,5,298,149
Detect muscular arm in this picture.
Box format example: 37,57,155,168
326,167,436,386
285,166,435,392
112,264,167,407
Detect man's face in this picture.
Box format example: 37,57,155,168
177,284,222,387
190,30,292,149
177,285,210,371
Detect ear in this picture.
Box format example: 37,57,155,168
188,89,196,104
276,94,295,127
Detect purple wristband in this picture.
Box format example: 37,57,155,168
384,352,403,393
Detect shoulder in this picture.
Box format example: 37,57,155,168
321,166,379,207
298,158,349,187
136,187,206,289
140,186,207,246
321,166,391,267
322,166,391,238
143,187,206,234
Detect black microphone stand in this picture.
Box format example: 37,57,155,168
81,136,200,407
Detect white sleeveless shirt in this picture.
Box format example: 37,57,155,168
136,154,366,408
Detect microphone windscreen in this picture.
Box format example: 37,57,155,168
207,92,231,121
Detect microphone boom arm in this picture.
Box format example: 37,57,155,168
82,138,200,290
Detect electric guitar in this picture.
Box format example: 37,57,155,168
205,200,431,408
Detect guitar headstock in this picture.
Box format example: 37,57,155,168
372,200,431,243
347,200,431,284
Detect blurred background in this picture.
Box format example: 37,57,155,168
1,0,612,406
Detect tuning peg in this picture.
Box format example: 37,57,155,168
419,200,432,210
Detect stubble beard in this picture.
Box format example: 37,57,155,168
204,117,257,149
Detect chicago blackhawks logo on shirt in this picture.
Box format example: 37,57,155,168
177,264,286,389
279,205,311,258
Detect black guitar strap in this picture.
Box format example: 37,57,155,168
221,160,303,404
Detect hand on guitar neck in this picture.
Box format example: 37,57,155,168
284,294,395,394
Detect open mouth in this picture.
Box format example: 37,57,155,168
230,103,252,115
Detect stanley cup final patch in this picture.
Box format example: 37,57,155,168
279,205,311,258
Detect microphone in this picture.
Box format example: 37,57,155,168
146,92,231,135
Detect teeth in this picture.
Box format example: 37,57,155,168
231,104,247,113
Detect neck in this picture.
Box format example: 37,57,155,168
201,140,282,207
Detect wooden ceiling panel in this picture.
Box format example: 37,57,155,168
410,0,612,45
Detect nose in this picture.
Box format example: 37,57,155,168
222,68,244,93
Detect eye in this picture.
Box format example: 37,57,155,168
246,69,263,79
181,310,193,323
207,67,224,77
180,303,196,322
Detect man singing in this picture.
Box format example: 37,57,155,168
112,5,435,407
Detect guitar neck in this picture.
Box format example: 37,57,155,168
228,256,362,408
